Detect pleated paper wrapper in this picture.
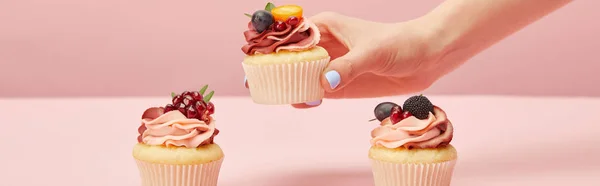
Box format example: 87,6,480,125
370,158,457,186
242,57,330,105
135,158,223,186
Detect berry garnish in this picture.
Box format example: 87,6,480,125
186,106,198,118
206,102,215,115
172,95,183,105
373,102,400,122
168,84,216,122
401,111,412,120
190,91,203,101
273,21,287,32
270,5,303,22
402,95,434,120
176,103,186,114
251,10,274,33
194,101,206,113
389,106,403,124
286,16,300,27
164,104,176,112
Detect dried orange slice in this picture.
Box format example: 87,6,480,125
270,5,303,22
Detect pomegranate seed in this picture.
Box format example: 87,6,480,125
186,107,198,118
273,21,287,32
182,97,194,105
191,91,203,101
206,102,215,115
390,111,401,124
195,101,207,113
286,16,300,27
176,103,186,114
172,95,183,104
401,111,413,119
164,104,175,112
389,106,403,123
181,91,191,96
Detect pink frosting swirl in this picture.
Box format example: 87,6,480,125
140,110,217,148
370,106,454,149
241,19,321,55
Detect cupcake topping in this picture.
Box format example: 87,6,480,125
242,2,320,55
140,110,217,148
373,102,400,122
137,85,219,147
402,95,434,120
369,95,453,149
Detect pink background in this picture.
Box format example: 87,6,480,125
1,0,599,97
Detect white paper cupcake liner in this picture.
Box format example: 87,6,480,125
135,158,223,186
370,158,457,186
242,57,330,105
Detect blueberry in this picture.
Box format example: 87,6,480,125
374,102,400,121
251,10,274,33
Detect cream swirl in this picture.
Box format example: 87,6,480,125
370,106,454,149
241,19,320,55
141,110,217,148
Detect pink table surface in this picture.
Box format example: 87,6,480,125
0,95,599,186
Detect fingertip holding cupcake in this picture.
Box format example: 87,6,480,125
324,70,341,90
291,99,322,109
241,2,330,105
368,95,457,186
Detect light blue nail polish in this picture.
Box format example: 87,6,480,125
325,70,341,89
305,100,322,106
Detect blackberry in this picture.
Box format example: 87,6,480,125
402,95,434,119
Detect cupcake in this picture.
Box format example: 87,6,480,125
241,2,330,105
133,85,224,186
368,95,457,186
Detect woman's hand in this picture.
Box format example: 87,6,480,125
290,12,451,108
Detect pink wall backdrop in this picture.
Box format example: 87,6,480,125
0,0,598,97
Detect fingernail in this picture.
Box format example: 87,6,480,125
305,100,322,106
325,70,341,89
244,76,248,88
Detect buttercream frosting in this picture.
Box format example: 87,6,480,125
371,106,453,149
137,108,218,148
242,19,320,55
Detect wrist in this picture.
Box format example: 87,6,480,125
394,14,458,69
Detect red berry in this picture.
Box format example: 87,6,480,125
175,103,186,114
172,95,183,104
182,97,194,106
164,104,175,112
286,16,300,27
190,91,203,101
206,102,215,115
390,112,401,124
401,111,412,120
195,101,206,113
181,91,191,96
186,106,198,118
389,106,402,124
273,21,287,32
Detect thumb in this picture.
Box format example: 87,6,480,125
320,48,374,92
